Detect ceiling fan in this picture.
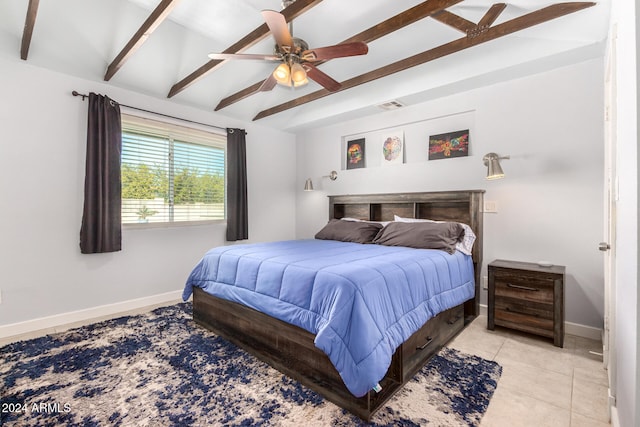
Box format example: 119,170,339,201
207,7,368,92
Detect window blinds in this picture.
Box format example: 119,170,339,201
121,114,226,224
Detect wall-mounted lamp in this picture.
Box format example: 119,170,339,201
483,153,510,180
304,178,314,191
324,171,338,181
303,171,338,191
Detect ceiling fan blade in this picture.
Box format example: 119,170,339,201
301,41,368,61
303,63,341,92
261,10,293,51
259,73,277,92
207,53,280,61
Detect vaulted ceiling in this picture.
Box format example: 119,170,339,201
2,0,610,132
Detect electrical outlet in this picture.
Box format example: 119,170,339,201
482,276,488,290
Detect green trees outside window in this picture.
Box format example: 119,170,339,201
121,115,226,224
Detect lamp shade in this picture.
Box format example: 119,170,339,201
273,63,291,86
483,152,509,180
304,178,314,191
486,158,504,179
290,63,308,87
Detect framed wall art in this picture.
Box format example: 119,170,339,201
346,138,366,169
428,129,469,160
381,130,404,166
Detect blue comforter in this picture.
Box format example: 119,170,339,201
183,239,475,397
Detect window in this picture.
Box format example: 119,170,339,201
121,114,225,224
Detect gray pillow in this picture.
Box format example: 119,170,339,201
372,221,464,254
315,219,383,244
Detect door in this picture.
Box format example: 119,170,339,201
602,23,618,413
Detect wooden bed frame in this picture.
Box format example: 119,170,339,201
193,190,484,421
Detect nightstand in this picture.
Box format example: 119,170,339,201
487,259,566,347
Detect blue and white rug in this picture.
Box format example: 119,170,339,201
1,303,501,426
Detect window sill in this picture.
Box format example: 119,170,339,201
123,219,226,230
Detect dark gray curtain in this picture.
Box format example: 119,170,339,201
226,128,248,241
79,93,122,253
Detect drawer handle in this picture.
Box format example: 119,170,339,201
507,283,539,292
505,306,539,317
417,336,433,350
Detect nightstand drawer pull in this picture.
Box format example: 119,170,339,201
507,283,539,292
417,336,433,350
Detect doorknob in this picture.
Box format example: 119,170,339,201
599,242,611,251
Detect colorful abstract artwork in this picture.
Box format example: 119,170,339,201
381,131,404,166
429,130,470,160
346,138,365,169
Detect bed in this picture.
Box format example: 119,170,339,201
184,190,484,421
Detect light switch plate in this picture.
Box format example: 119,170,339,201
484,201,498,213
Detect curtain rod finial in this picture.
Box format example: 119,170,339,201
72,90,88,100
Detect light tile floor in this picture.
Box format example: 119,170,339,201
448,315,611,427
1,307,610,426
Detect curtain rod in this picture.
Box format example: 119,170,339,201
71,91,229,133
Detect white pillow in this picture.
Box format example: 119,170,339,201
341,217,391,227
393,215,476,255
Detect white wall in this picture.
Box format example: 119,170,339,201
295,58,605,329
0,57,297,327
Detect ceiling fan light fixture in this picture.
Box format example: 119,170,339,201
290,62,308,87
210,8,369,95
293,77,308,87
273,63,291,85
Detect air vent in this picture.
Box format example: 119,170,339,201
377,100,406,110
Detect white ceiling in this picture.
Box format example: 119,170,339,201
1,0,610,132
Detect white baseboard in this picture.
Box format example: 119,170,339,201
0,290,184,341
479,303,488,317
479,304,603,341
565,321,603,341
609,399,620,427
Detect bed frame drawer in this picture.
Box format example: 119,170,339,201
400,305,464,381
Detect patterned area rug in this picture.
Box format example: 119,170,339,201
1,303,501,426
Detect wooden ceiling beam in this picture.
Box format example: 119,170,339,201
215,0,463,111
167,0,324,98
478,3,507,29
440,3,508,39
431,10,476,34
339,0,462,45
104,0,182,81
253,2,596,121
20,0,40,60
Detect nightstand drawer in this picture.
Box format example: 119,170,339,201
494,276,554,304
494,309,554,338
494,296,553,320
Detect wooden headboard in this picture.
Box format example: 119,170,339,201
328,190,485,319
